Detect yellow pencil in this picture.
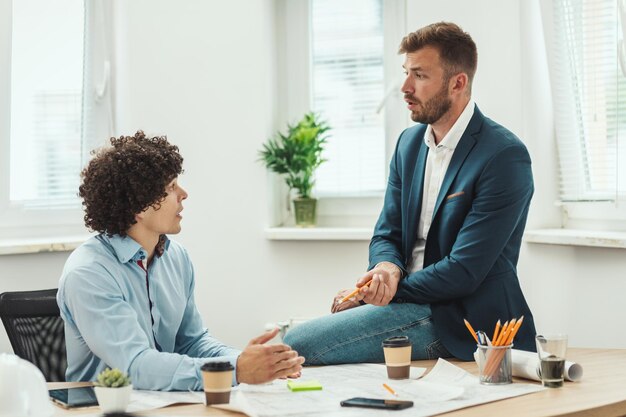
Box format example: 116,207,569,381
491,320,509,346
499,318,517,346
492,320,501,343
339,279,373,303
383,383,398,397
463,319,479,343
505,316,524,345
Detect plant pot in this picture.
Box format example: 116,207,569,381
94,384,132,413
293,197,317,227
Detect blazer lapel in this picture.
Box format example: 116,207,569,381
431,109,483,219
405,141,428,256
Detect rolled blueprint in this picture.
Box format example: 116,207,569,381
474,348,583,382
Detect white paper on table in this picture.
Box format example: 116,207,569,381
125,389,204,413
473,349,583,382
212,360,544,417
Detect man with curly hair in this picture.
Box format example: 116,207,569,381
57,131,304,390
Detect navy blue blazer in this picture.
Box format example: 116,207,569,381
369,106,536,360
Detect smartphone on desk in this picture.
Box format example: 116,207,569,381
340,397,414,410
49,386,99,409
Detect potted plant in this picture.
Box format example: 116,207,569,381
94,367,132,413
259,112,330,227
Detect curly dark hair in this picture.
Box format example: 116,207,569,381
79,131,184,236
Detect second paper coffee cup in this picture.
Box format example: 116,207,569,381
201,361,234,405
382,336,412,379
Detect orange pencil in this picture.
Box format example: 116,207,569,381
505,316,524,345
494,320,509,346
383,383,398,397
492,320,501,343
497,318,517,346
339,279,372,303
463,319,479,343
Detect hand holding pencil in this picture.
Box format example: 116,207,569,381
331,262,402,313
330,281,370,313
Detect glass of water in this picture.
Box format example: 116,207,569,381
535,334,568,387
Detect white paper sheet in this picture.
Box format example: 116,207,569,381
213,360,545,417
125,389,203,412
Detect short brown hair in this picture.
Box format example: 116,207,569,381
79,131,184,236
399,22,477,88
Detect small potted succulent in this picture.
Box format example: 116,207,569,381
94,367,132,413
259,112,330,226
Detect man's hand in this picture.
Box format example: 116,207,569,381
331,288,364,313
330,262,402,312
236,328,305,384
359,262,402,306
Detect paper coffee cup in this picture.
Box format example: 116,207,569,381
201,361,234,405
382,336,412,379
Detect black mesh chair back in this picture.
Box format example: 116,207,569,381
0,289,67,382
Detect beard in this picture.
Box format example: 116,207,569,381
406,81,452,125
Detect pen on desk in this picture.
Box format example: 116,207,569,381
463,319,479,343
383,383,398,397
339,279,373,303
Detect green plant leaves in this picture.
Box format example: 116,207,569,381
259,112,330,199
96,367,131,388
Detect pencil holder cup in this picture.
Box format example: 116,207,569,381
477,344,512,385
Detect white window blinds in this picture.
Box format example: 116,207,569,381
550,0,626,202
310,0,386,195
9,0,112,208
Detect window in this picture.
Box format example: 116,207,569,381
550,0,626,205
310,0,386,195
10,0,85,205
1,0,113,238
274,0,407,229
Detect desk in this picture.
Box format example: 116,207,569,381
49,348,626,417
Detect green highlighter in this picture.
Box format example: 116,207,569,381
287,379,323,391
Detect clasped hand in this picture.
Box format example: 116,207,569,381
331,262,401,313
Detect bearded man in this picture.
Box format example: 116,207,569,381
284,22,537,363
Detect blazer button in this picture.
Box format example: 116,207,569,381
396,298,404,303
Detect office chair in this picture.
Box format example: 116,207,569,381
0,289,67,382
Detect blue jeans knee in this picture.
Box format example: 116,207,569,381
283,303,449,365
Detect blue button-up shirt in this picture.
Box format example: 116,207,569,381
57,234,240,391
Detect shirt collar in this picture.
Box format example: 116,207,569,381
100,233,171,264
424,99,475,151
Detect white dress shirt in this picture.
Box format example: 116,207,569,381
408,100,475,273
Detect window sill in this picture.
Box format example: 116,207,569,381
0,235,91,255
265,226,373,241
265,227,626,247
524,228,626,249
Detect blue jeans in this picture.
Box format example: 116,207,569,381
283,303,450,365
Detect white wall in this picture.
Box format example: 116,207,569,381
2,0,626,355
109,0,370,349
